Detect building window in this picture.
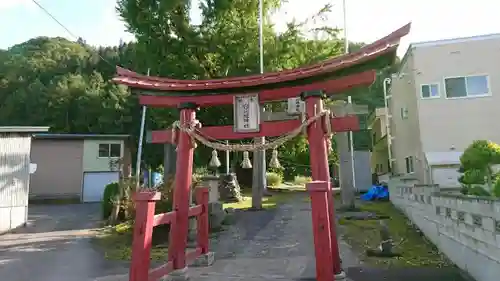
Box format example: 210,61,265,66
421,83,439,99
400,107,408,119
444,75,490,98
405,156,414,174
99,143,121,158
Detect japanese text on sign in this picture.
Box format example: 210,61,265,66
287,97,305,115
234,94,260,133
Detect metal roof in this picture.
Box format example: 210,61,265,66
33,133,130,140
425,151,463,166
0,126,50,133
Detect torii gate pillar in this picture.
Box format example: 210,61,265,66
168,102,197,270
302,91,342,276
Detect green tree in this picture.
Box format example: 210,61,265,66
459,140,500,192
116,0,394,171
0,0,399,179
0,37,141,147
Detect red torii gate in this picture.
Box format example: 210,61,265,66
114,23,410,281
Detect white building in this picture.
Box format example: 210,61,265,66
0,126,49,233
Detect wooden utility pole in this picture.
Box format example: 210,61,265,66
252,0,267,209
251,109,298,209
331,101,368,210
164,143,177,183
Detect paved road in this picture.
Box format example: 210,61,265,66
0,204,128,281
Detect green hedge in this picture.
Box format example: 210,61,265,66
102,182,120,219
266,172,283,187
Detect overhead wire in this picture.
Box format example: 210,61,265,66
30,0,115,67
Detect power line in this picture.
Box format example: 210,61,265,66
30,0,114,67
31,0,79,40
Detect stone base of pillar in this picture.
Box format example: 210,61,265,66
191,252,215,267
161,267,189,281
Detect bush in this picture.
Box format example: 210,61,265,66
266,172,283,187
468,186,491,197
102,182,120,219
460,140,500,189
268,167,284,177
461,184,490,197
493,177,500,197
293,175,312,186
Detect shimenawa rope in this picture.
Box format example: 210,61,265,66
171,109,333,152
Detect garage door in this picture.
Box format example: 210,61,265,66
432,167,460,188
82,172,119,202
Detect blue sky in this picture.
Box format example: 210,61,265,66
2,0,500,57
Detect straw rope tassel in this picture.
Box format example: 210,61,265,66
241,151,252,168
209,149,221,167
269,149,281,169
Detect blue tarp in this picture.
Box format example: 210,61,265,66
143,170,164,188
360,185,389,201
151,172,163,187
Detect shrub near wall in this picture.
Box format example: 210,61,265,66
293,175,312,186
459,140,500,195
102,182,120,219
266,172,283,187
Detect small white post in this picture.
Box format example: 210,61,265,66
343,0,348,54
225,140,230,174
135,68,150,190
383,78,393,173
347,96,356,191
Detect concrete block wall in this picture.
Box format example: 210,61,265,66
389,178,500,281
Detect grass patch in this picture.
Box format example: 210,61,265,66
272,184,306,191
93,221,168,261
339,201,453,268
223,188,303,210
292,175,312,186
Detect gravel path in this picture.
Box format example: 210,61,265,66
188,192,361,281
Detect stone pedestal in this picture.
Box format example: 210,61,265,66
208,202,225,230
200,175,220,203
187,216,197,247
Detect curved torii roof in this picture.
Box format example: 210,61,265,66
113,23,411,93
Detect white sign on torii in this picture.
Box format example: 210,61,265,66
287,97,305,115
233,93,261,133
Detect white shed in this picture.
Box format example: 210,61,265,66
0,126,49,233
